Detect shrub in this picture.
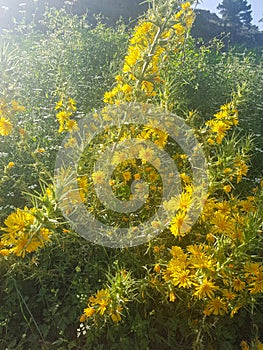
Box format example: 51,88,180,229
0,1,262,349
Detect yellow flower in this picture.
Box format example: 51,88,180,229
121,84,133,94
169,291,176,302
130,21,154,45
92,170,105,185
55,99,63,110
223,184,232,193
205,297,228,316
162,29,172,39
211,212,232,234
89,289,110,315
122,63,131,74
188,246,214,269
154,263,161,273
141,81,156,96
170,246,186,260
212,121,230,143
240,340,250,350
171,269,193,288
19,128,26,137
2,208,35,234
111,312,121,323
78,176,88,201
215,200,231,214
67,98,77,111
166,258,187,276
0,117,13,136
115,75,122,82
222,289,236,301
163,196,179,212
223,167,232,174
38,228,52,244
11,100,25,112
232,279,246,292
139,147,155,162
244,262,262,277
170,212,192,237
84,307,95,318
175,10,183,19
193,278,219,299
180,173,191,184
181,2,191,11
0,248,10,256
35,148,45,153
103,87,119,104
154,130,168,148
178,191,192,212
248,271,263,294
207,137,215,146
79,314,86,323
7,162,15,169
66,119,79,132
238,199,255,212
64,137,77,148
11,233,41,258
185,12,195,27
123,171,132,182
235,160,249,183
56,110,71,123
173,23,185,35
125,46,141,67
187,244,203,256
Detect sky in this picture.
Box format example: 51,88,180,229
196,0,263,30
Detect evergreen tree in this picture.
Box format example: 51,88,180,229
217,0,252,28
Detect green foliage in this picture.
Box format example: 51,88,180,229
160,37,263,174
0,8,128,221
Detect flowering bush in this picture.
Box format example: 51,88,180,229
0,1,262,349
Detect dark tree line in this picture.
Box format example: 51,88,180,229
0,0,262,47
193,0,262,48
0,0,147,29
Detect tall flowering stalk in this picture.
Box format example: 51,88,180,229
104,1,195,104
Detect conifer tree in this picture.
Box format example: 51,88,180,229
217,0,252,28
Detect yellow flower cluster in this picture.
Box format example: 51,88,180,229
78,0,262,337
139,125,168,148
0,99,25,136
79,288,123,324
55,98,78,133
157,238,263,317
152,185,263,317
103,2,195,104
205,102,238,144
80,269,133,325
168,186,193,238
0,208,52,258
201,195,257,242
245,262,263,294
